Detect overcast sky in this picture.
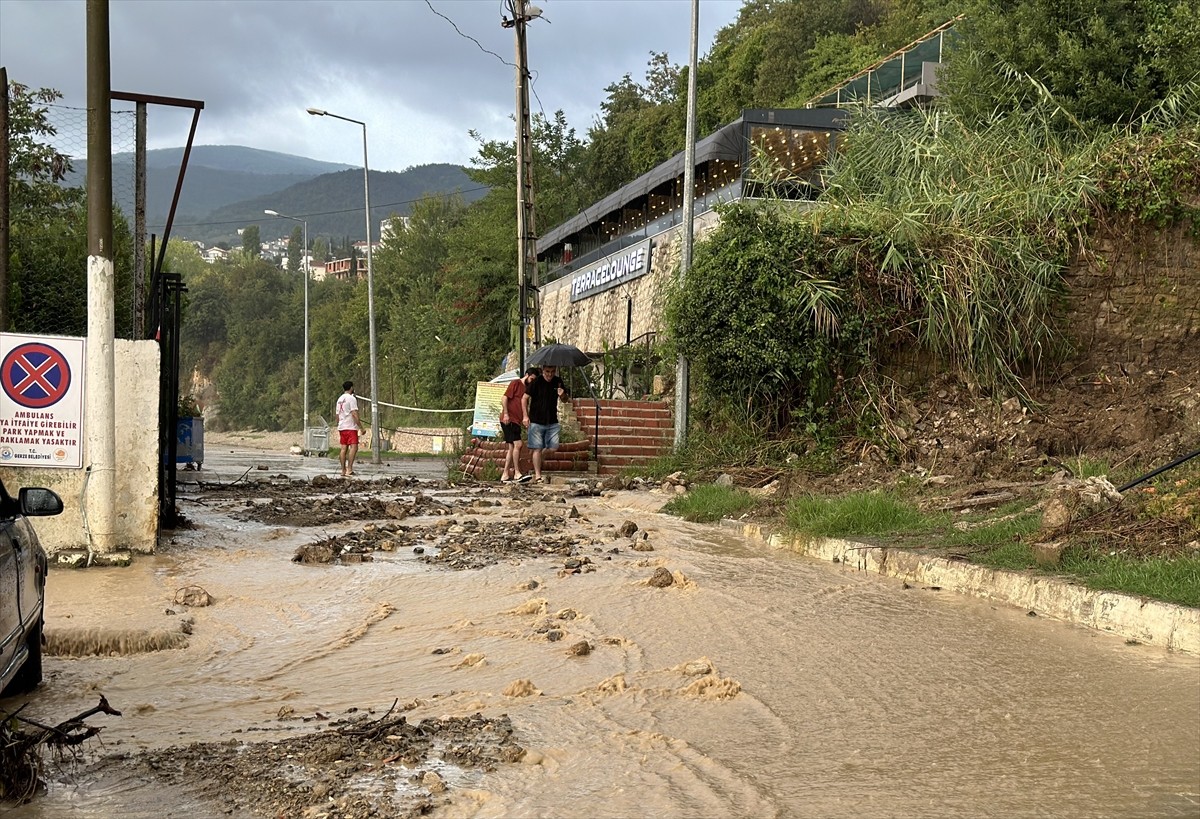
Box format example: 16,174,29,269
1,0,743,172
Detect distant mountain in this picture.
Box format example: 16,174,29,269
60,146,485,245
65,145,355,234
125,145,356,176
199,164,486,245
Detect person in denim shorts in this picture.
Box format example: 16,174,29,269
521,365,569,482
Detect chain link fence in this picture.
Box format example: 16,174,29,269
9,100,141,339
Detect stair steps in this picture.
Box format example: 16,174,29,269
572,399,674,475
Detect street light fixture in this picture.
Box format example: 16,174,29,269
306,106,381,465
264,209,310,449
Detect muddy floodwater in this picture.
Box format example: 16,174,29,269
3,474,1199,818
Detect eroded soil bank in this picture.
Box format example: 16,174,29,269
4,474,1199,818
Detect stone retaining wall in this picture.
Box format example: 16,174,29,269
539,212,721,352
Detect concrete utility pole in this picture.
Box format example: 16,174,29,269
506,0,541,372
675,0,699,450
86,0,118,553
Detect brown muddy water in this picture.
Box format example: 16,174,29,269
3,479,1199,818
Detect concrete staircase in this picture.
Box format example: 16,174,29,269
572,399,674,475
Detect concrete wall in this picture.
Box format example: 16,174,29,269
744,526,1200,655
4,339,159,555
539,211,722,352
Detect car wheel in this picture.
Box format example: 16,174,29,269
8,616,43,695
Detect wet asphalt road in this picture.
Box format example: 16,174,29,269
176,445,450,486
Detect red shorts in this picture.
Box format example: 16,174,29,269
339,429,359,446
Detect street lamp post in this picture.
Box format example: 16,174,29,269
306,107,381,465
264,209,309,449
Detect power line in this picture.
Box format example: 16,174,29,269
149,185,490,231
425,0,513,69
425,0,546,116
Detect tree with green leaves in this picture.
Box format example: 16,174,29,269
286,225,303,273
240,225,261,262
311,237,329,266
5,81,136,337
941,0,1200,128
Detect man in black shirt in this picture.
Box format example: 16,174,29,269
521,365,570,483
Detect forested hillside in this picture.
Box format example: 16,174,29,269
203,163,484,245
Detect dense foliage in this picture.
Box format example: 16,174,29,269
941,0,1200,128
670,84,1199,444
667,203,873,435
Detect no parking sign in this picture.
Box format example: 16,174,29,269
0,333,86,468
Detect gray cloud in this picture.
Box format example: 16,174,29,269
2,0,741,171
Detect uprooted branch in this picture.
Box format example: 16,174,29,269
1,696,123,804
17,695,124,747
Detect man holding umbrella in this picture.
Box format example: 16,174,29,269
522,364,570,483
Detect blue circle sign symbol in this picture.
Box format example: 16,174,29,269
2,343,72,409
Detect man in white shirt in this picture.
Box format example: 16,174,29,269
335,380,363,477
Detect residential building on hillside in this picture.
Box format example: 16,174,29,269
202,246,230,264
380,216,411,243
325,257,357,282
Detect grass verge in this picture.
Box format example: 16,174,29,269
662,484,759,523
785,490,938,540
776,490,1199,608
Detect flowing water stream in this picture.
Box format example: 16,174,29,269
3,483,1198,818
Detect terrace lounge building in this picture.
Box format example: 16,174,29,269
535,107,848,356
533,19,953,358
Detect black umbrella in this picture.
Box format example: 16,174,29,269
526,343,591,368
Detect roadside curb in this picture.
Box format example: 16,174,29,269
726,519,1200,656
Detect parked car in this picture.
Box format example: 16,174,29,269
0,479,63,697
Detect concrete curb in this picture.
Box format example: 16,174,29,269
730,520,1200,656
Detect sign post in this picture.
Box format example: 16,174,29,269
0,333,87,468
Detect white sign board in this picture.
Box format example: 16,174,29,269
0,333,86,468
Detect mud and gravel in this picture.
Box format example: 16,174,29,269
10,452,1198,817
290,506,620,572
98,705,524,819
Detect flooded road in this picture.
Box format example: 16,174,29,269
3,475,1199,818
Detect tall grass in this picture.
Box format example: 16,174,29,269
784,491,936,540
662,484,759,523
812,102,1103,394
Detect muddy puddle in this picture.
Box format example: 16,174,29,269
3,476,1199,818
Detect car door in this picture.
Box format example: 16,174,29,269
0,520,19,684
14,517,42,634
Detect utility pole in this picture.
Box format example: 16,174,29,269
86,0,117,553
675,0,699,450
505,0,541,372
